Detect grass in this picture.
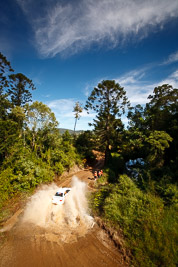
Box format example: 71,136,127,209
91,173,178,267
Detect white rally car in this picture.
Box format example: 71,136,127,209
52,187,71,205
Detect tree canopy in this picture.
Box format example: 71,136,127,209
8,73,36,107
85,80,130,164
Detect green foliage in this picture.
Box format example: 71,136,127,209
1,54,177,266
62,130,72,143
0,168,16,208
120,129,146,160
0,143,54,193
0,119,19,162
75,130,95,160
104,167,116,183
145,85,178,176
96,172,108,185
0,52,14,94
145,84,178,132
145,130,173,167
126,84,178,186
109,152,125,176
92,186,111,215
156,182,178,206
10,106,26,129
0,53,81,216
53,162,64,176
0,131,80,208
92,174,178,267
128,104,145,130
85,80,130,164
104,175,163,229
8,73,35,107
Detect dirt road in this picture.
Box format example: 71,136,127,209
0,168,127,267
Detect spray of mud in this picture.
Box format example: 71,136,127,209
21,176,94,243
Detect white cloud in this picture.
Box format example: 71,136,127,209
159,69,178,88
16,0,178,57
117,68,178,105
162,51,178,65
43,67,178,130
83,84,91,98
118,69,146,85
116,68,153,105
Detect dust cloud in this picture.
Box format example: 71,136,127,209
21,176,94,243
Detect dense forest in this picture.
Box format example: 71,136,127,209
84,80,178,266
0,52,82,209
0,52,177,266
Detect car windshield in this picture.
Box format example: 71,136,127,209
55,192,63,197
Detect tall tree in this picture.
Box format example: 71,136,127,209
25,101,59,152
0,52,14,93
75,130,95,159
73,101,83,133
0,52,14,119
0,119,19,162
125,84,177,184
145,84,178,131
127,104,145,130
85,80,130,164
8,73,36,107
145,84,178,163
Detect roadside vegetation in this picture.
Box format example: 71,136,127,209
0,53,82,219
85,81,178,266
0,52,177,266
92,174,177,267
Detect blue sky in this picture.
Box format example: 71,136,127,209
0,0,178,130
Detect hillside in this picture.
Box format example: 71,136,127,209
59,128,84,135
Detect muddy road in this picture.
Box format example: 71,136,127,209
0,169,127,267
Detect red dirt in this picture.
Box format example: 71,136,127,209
0,168,129,267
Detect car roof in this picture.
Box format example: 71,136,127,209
56,187,71,193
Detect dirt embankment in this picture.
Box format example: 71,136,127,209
0,166,130,267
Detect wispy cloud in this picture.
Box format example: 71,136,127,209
116,68,153,105
117,67,178,105
16,0,178,57
44,67,178,130
159,69,178,88
162,51,178,65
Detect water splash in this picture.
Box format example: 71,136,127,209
21,176,94,242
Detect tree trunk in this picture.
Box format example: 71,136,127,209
74,118,77,133
104,143,110,165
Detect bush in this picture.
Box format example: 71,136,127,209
92,185,112,215
92,174,178,267
0,168,15,208
0,144,55,208
104,175,163,229
110,152,125,175
0,136,82,210
104,168,116,183
53,162,64,175
156,182,178,206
